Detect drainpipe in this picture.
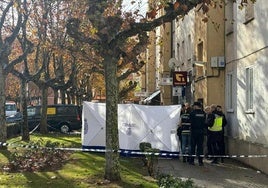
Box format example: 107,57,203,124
171,20,178,104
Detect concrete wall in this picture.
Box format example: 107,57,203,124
227,137,268,175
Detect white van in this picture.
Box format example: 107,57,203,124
5,102,17,117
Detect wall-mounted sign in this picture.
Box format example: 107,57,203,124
172,87,182,96
160,77,173,85
173,71,187,86
134,92,148,97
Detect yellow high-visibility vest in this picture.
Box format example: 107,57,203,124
208,115,223,132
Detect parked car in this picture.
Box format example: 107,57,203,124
6,111,23,123
5,101,17,117
27,104,82,133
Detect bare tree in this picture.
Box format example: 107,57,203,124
0,0,32,143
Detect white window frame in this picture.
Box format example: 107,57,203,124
245,67,254,113
226,72,233,112
226,0,234,35
244,1,254,24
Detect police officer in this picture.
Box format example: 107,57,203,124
216,105,227,163
188,102,206,166
208,105,227,164
179,104,192,162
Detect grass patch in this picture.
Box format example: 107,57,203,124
0,133,158,188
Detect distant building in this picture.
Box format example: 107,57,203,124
144,0,173,105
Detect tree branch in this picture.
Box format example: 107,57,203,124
118,61,145,81
110,0,202,48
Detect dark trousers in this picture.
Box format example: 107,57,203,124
210,131,224,161
221,131,225,155
189,132,204,163
207,131,213,157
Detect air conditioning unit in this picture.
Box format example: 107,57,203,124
211,56,225,68
218,56,225,67
211,57,218,67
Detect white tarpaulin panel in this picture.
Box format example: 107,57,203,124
82,102,181,154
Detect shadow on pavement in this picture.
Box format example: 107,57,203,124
157,158,268,188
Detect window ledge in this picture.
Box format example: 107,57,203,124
244,17,254,25
226,30,234,36
227,109,234,113
245,110,255,114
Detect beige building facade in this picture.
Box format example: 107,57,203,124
143,1,173,105
192,4,225,108
171,3,225,108
145,2,226,107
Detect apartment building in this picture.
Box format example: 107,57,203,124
225,0,268,174
172,9,196,104
143,0,173,105
172,3,225,108
143,0,268,174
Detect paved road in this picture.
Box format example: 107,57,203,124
158,158,268,188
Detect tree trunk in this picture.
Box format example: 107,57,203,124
104,56,121,181
21,79,30,141
40,85,48,133
61,89,66,104
71,95,76,104
54,89,58,104
66,92,70,104
0,65,7,144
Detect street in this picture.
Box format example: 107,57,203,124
158,158,268,188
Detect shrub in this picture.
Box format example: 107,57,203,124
2,139,72,172
139,142,152,151
139,142,159,177
157,174,197,188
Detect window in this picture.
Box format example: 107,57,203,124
27,107,41,116
227,73,233,111
177,43,180,63
5,104,16,111
57,106,77,115
244,1,254,24
246,67,253,110
187,34,191,60
225,0,234,35
197,41,203,61
182,41,185,64
196,42,204,77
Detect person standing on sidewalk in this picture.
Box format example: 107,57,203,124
204,106,214,159
208,104,225,164
177,104,186,147
188,102,206,166
179,103,192,162
216,105,227,163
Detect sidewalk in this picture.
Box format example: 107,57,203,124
157,158,268,188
